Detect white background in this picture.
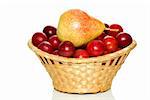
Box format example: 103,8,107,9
0,0,150,100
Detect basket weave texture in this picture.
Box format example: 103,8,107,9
28,39,136,94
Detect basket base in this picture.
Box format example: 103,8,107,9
54,86,111,94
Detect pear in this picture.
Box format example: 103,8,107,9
57,9,105,47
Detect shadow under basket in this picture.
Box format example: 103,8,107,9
28,39,136,94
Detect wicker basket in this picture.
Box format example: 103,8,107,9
28,39,136,94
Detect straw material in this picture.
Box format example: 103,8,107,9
28,39,136,94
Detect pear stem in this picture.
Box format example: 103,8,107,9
105,28,119,32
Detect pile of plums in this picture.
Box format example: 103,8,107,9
32,24,133,58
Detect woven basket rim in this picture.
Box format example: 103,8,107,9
28,39,136,63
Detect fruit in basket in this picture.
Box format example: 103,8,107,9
109,24,123,37
73,49,89,58
30,10,134,58
86,40,105,57
103,35,118,53
31,23,133,58
57,9,105,47
116,33,132,48
28,9,137,94
43,26,56,38
48,35,61,49
32,32,47,47
38,41,53,54
58,41,75,57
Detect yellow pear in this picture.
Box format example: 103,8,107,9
57,9,105,47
